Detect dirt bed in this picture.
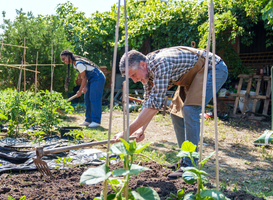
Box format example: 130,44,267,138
0,161,265,200
0,110,272,199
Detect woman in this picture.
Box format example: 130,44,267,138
60,50,105,128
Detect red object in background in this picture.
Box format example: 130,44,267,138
200,112,213,119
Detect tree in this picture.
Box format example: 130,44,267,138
0,9,74,94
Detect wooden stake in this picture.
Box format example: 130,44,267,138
103,0,121,198
35,52,38,109
0,39,3,60
0,64,62,67
0,64,40,73
24,38,26,92
1,43,28,48
210,0,219,190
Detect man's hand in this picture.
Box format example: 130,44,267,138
113,132,124,142
131,129,145,142
113,129,145,143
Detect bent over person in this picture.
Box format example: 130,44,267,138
113,46,228,179
60,50,105,128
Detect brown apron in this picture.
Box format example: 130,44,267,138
169,47,206,118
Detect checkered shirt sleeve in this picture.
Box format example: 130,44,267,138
143,47,198,109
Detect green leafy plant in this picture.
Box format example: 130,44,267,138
8,195,26,200
64,129,84,144
80,138,160,200
0,89,74,137
32,130,45,146
168,141,230,200
54,156,74,170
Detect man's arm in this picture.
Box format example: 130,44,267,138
113,107,158,141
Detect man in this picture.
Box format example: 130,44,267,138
113,46,228,179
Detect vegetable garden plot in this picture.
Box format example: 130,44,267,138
0,161,265,200
0,136,113,173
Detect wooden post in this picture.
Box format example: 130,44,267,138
24,38,26,91
0,39,3,60
35,52,38,109
51,44,53,92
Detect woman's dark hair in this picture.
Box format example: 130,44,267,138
60,50,98,91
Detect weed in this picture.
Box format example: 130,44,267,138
54,156,74,170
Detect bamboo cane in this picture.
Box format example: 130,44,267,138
0,64,40,73
0,39,3,60
35,52,38,109
51,44,54,92
1,43,28,48
210,0,219,190
24,38,26,92
199,0,219,191
0,64,62,67
123,1,130,199
103,0,121,198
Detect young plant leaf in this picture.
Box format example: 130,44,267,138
112,168,129,176
135,142,152,154
200,151,215,167
200,189,230,200
177,188,185,199
108,178,121,185
131,187,160,200
80,163,111,185
182,167,208,175
182,171,198,184
113,164,150,176
183,193,196,200
110,142,128,156
177,150,190,158
181,141,196,152
128,164,150,176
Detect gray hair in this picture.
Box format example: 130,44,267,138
119,50,147,76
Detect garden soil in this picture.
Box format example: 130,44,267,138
0,161,264,200
0,110,272,200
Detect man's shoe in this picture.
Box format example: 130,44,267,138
79,121,90,126
88,122,100,128
167,168,184,180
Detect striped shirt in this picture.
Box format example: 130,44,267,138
143,46,222,109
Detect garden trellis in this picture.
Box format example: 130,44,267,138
0,39,63,92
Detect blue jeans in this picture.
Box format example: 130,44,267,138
170,61,228,166
84,68,106,124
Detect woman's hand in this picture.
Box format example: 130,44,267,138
82,87,87,93
76,90,82,97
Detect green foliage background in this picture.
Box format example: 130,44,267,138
1,0,273,94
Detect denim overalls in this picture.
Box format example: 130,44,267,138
75,62,106,124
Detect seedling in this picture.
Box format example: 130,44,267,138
54,156,74,170
64,129,84,143
8,196,26,200
80,139,160,200
32,130,45,146
167,140,230,200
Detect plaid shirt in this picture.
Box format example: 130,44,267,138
143,46,222,109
